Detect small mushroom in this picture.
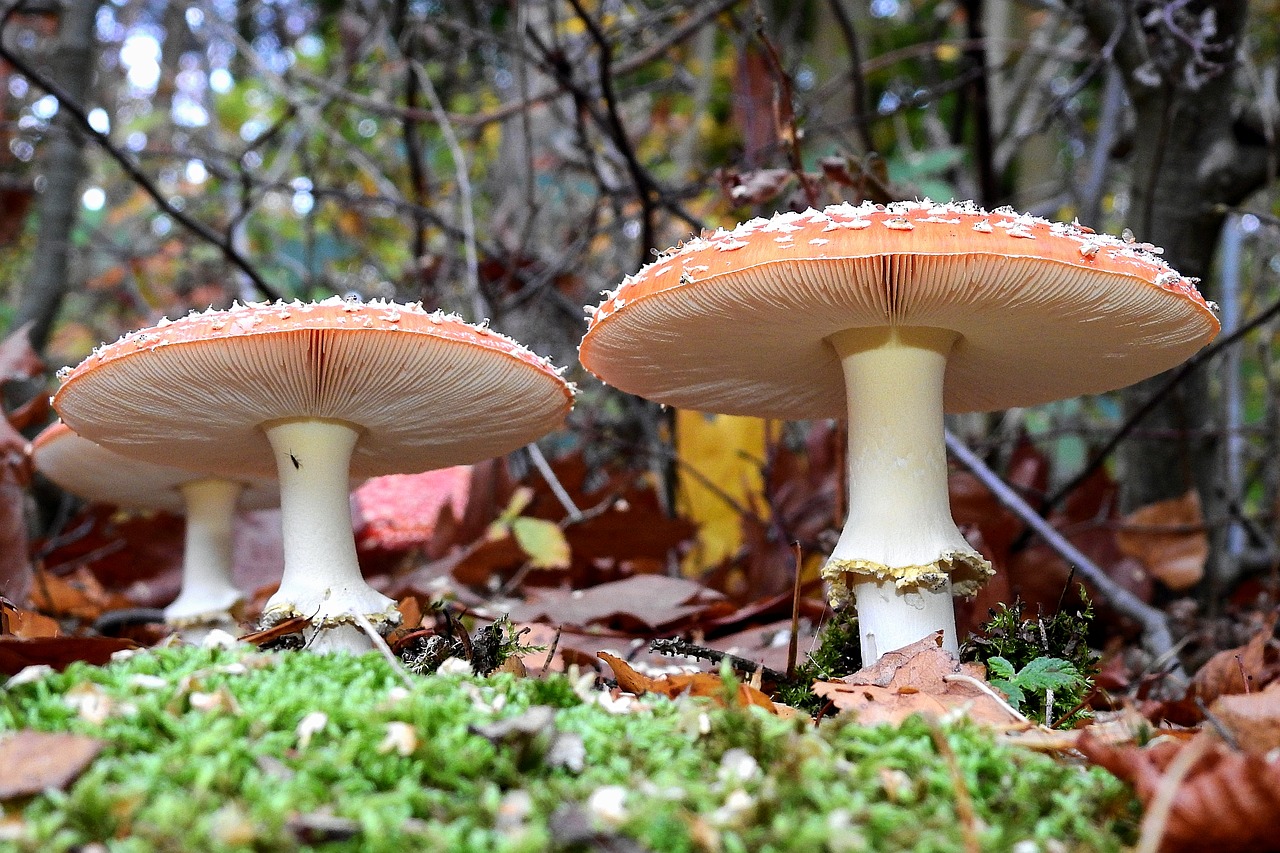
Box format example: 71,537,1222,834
31,421,276,635
580,200,1218,663
353,466,471,554
54,298,573,652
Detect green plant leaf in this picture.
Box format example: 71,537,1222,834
511,517,571,569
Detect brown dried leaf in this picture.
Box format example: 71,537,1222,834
1079,731,1280,853
3,605,60,638
508,575,731,633
28,568,131,622
598,651,778,714
1116,491,1208,591
813,632,1022,728
0,731,106,800
0,636,138,676
1192,612,1277,704
1209,681,1280,756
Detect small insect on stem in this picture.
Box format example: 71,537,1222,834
289,452,301,470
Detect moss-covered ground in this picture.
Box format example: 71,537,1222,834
1,646,1137,852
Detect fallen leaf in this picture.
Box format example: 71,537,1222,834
599,652,778,714
28,567,131,622
0,635,139,675
3,606,60,638
0,731,106,800
1209,681,1280,756
508,575,731,633
511,517,570,569
813,632,1022,727
1192,613,1277,704
1079,731,1280,853
1116,491,1208,590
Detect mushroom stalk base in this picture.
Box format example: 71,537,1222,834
822,326,992,662
165,478,245,632
262,419,399,653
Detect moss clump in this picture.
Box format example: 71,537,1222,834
963,590,1098,727
775,610,862,713
2,645,1134,851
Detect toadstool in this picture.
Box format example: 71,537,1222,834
579,200,1218,663
32,421,277,634
54,298,573,652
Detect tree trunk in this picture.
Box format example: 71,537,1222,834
13,0,101,350
1077,0,1272,606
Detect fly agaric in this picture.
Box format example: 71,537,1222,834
54,298,573,652
32,421,276,633
580,200,1218,663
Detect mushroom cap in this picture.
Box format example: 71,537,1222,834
32,421,278,514
54,298,574,478
580,200,1220,418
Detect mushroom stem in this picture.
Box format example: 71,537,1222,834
164,478,245,629
262,419,399,653
823,326,991,662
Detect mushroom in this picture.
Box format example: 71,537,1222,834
579,200,1218,663
31,421,277,635
54,298,573,652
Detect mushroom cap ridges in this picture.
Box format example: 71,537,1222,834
54,298,574,478
32,422,278,514
580,200,1220,418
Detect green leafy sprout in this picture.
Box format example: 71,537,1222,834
0,644,1135,851
963,587,1099,728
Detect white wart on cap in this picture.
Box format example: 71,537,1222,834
55,298,574,652
580,200,1219,662
32,421,278,631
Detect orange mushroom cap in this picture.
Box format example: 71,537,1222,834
55,298,574,478
32,421,278,514
580,200,1219,417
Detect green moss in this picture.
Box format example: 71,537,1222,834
775,610,862,713
2,645,1135,851
962,589,1098,727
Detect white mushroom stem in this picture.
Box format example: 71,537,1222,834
262,419,399,653
163,478,245,628
824,326,990,663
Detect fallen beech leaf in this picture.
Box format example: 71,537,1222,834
0,731,105,800
1192,613,1277,703
28,567,131,622
0,635,139,675
511,516,570,569
1079,731,1280,853
1116,491,1208,590
598,652,778,714
813,632,1021,727
1209,681,1280,756
509,575,731,633
4,606,60,638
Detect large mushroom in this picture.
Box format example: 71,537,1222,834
32,421,276,634
580,200,1218,663
54,298,573,652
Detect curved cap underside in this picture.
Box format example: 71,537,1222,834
33,423,278,513
54,300,573,478
581,203,1219,419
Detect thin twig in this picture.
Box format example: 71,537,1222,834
753,15,820,207
942,672,1030,723
649,637,788,682
0,2,279,301
1134,733,1212,853
787,541,802,680
1043,289,1280,513
408,58,486,321
539,626,562,677
526,443,582,521
351,612,416,691
945,429,1187,683
925,717,982,853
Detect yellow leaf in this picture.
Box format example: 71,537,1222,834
675,411,776,574
511,516,570,569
